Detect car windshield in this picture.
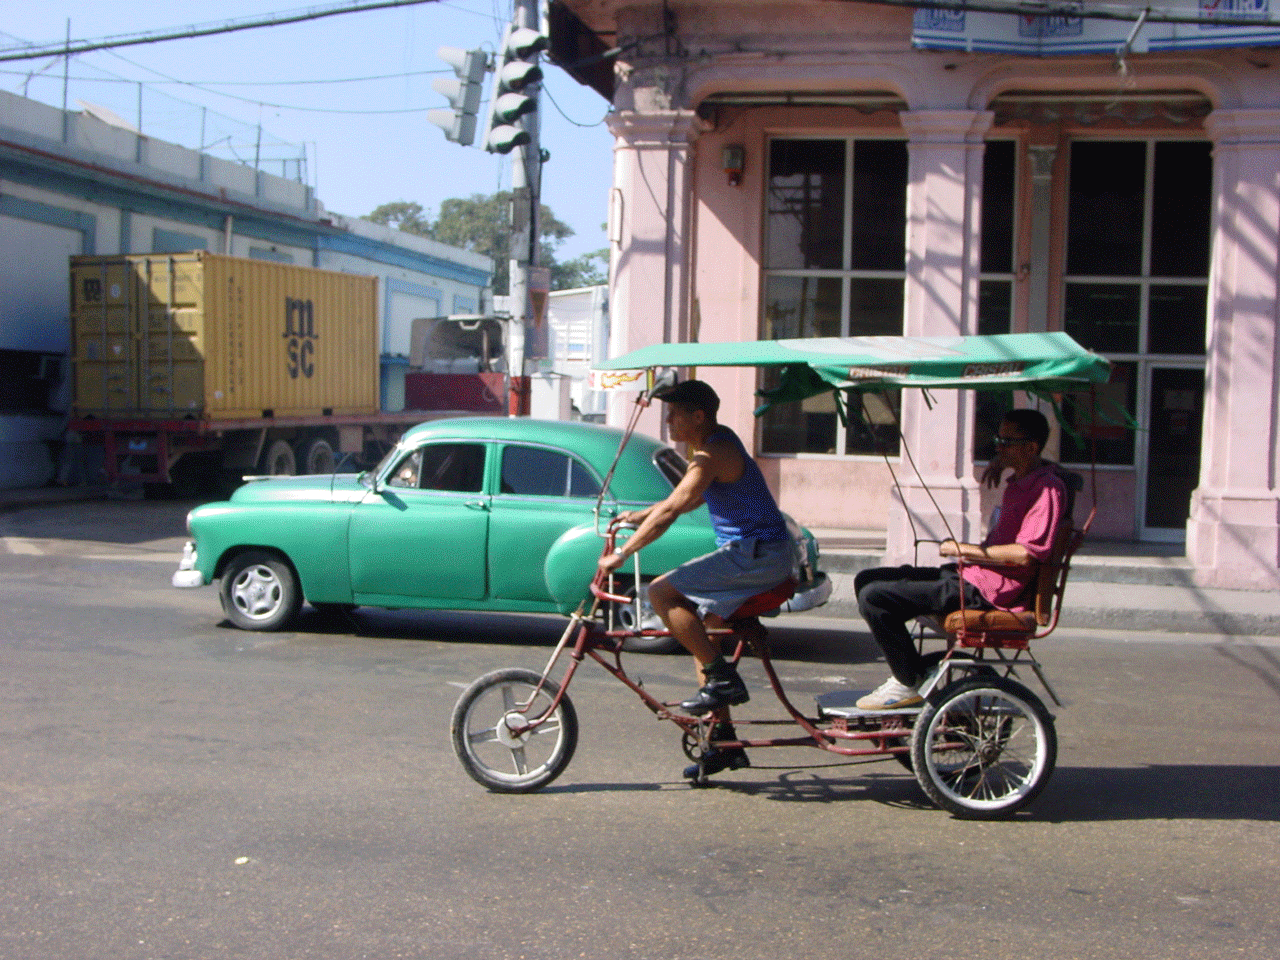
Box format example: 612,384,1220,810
366,443,404,487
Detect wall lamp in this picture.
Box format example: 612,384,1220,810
722,145,745,186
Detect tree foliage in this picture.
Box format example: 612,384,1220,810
366,193,600,295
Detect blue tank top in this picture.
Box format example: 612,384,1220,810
702,426,790,547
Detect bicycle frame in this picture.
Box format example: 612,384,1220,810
500,522,1045,767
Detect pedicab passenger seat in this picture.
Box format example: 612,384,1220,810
943,468,1088,651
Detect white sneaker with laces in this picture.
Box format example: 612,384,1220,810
856,676,923,710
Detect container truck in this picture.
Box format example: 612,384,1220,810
68,252,440,492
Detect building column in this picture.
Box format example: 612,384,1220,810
883,110,993,565
1189,110,1280,590
604,109,705,432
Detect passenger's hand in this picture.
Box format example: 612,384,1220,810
598,551,627,575
980,460,1006,489
938,539,960,558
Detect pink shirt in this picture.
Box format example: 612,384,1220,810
962,463,1066,610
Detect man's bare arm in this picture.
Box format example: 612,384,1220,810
598,439,741,572
938,539,1032,566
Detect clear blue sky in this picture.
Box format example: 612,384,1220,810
0,0,616,261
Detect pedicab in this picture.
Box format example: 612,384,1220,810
450,333,1111,819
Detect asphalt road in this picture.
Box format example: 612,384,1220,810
2,499,1279,959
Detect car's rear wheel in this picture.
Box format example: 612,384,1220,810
220,549,302,631
612,578,679,654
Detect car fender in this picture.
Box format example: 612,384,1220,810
543,516,718,609
189,501,355,603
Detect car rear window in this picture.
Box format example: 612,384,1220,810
654,448,688,488
500,445,601,498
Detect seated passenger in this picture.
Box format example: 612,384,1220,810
853,409,1065,709
597,380,794,779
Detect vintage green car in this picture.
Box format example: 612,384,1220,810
173,417,830,649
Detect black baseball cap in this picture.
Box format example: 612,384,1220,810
654,379,720,416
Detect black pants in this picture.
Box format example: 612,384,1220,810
854,565,991,686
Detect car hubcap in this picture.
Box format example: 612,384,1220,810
232,566,281,619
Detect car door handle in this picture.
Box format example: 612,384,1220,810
464,500,489,511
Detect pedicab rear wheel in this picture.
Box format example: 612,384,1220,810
451,668,578,793
910,675,1056,819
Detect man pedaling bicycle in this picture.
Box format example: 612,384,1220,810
596,379,794,781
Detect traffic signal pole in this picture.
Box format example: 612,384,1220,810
504,0,543,415
427,2,547,416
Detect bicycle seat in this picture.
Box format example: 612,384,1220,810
729,578,797,621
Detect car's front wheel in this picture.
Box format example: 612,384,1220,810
220,549,302,631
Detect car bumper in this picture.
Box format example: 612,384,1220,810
172,541,205,589
778,571,832,614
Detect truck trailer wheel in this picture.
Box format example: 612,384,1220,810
296,433,338,474
259,439,296,475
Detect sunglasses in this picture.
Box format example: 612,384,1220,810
992,436,1031,448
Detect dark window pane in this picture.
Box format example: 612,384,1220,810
844,389,901,456
1145,367,1204,528
1151,141,1212,279
502,446,574,496
568,459,602,498
1067,141,1146,277
1064,282,1140,354
1059,361,1136,467
973,390,1018,461
1148,285,1207,355
760,275,843,452
761,378,839,454
978,280,1012,336
418,443,485,492
761,275,842,339
848,278,904,337
981,140,1016,274
851,140,908,271
767,139,846,269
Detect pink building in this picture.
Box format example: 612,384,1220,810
549,1,1280,590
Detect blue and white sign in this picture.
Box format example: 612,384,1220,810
913,1,1280,54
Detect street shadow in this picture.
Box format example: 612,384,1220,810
220,606,572,648
681,762,1280,823
235,606,884,668
1034,764,1280,822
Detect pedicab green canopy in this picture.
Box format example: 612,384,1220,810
594,332,1110,410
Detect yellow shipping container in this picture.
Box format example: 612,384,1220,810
71,252,379,420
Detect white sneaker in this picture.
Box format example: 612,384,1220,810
856,676,923,710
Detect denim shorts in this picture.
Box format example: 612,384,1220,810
664,537,796,620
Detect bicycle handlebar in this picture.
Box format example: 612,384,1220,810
589,520,636,605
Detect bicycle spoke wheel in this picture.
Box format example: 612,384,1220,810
451,668,578,793
911,676,1056,819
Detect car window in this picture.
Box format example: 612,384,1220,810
654,448,687,489
500,445,601,498
389,443,485,492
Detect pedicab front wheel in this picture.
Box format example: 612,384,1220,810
451,668,579,793
910,675,1057,820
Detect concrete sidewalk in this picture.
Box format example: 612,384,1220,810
4,485,1278,637
810,527,1280,638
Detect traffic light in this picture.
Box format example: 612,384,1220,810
483,26,548,154
427,46,487,146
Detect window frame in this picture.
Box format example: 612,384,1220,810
760,134,910,461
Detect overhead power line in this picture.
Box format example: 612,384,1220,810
831,0,1280,29
0,0,440,64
